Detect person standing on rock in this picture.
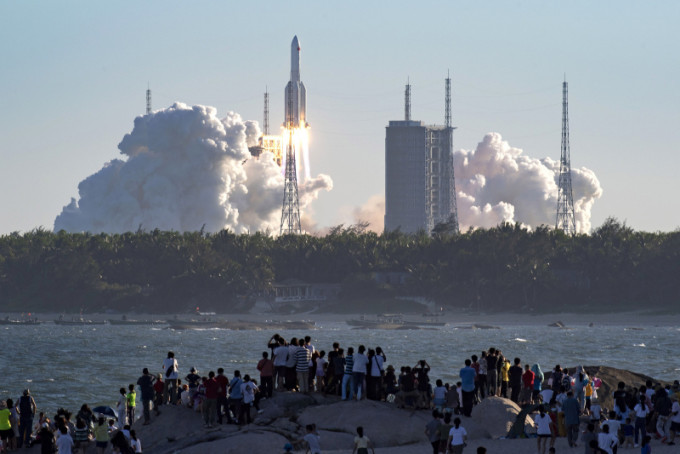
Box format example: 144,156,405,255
352,345,369,401
257,352,275,398
425,410,441,454
342,347,355,401
136,368,156,425
352,426,375,454
228,370,244,424
485,348,498,398
16,389,36,449
500,356,510,399
296,338,312,394
203,371,218,428
273,338,288,392
446,417,468,454
285,337,299,391
508,358,523,404
459,359,476,417
535,405,552,454
563,391,581,448
162,351,179,405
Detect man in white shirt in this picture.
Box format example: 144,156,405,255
162,351,179,404
597,424,617,454
352,345,369,400
273,338,288,392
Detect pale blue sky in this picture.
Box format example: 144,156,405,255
1,1,678,234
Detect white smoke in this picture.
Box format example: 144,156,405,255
54,103,332,234
455,133,602,233
355,132,602,233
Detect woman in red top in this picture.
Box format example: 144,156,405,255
521,365,535,406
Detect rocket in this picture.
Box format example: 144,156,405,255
284,35,307,129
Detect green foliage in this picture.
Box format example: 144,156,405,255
0,219,677,313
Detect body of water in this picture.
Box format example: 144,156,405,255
2,322,678,415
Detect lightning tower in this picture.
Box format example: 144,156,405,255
263,89,270,135
445,72,460,234
146,85,151,114
405,79,411,121
555,79,576,235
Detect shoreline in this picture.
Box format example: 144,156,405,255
3,310,680,327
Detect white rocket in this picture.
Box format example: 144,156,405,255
284,35,307,128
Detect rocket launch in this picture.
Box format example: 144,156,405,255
285,35,307,128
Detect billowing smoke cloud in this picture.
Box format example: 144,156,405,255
354,132,602,233
455,133,602,233
54,103,332,234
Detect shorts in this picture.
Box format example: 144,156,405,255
96,441,108,448
0,428,14,440
671,421,680,432
538,433,551,438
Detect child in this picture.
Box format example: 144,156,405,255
129,430,142,453
126,384,137,424
622,417,635,448
302,424,321,454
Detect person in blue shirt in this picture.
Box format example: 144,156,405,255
459,359,476,417
562,391,581,447
228,370,243,424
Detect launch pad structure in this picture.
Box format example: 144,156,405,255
384,77,460,235
556,80,576,235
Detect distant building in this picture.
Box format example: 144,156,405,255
384,120,455,233
272,279,341,303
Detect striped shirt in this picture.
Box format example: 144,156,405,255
296,347,312,372
344,355,354,375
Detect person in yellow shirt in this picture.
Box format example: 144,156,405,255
0,400,15,450
501,359,511,398
93,416,110,454
126,384,137,424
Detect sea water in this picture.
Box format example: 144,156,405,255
1,322,678,414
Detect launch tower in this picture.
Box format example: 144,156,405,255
146,86,151,114
280,37,304,235
555,80,576,235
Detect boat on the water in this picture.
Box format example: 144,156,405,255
53,318,106,325
108,316,165,326
167,319,316,330
347,313,446,329
0,318,42,325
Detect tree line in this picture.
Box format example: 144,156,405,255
0,218,677,313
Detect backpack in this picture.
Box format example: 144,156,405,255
561,375,572,390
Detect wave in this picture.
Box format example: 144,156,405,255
514,338,528,343
633,343,646,347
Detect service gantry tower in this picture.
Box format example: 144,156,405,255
444,72,460,234
280,85,302,235
555,80,576,235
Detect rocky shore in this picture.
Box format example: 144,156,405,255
32,365,675,453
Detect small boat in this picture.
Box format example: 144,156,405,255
53,318,106,325
0,318,42,325
107,316,165,326
166,319,227,330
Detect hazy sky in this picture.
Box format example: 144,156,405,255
1,1,678,234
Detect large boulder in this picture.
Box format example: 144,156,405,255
180,430,290,454
471,397,534,439
297,399,488,448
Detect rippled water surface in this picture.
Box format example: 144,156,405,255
2,322,678,414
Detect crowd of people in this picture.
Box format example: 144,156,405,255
2,336,679,454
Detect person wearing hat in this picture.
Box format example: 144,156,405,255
16,389,36,448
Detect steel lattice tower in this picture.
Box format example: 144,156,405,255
146,85,151,114
280,85,301,235
263,89,270,135
445,73,460,234
404,79,411,121
556,80,576,235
